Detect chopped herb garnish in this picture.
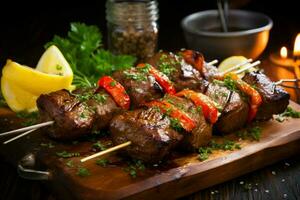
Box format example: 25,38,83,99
40,142,55,148
110,81,117,87
16,111,39,126
123,71,147,81
93,93,107,104
74,91,94,102
66,160,74,168
236,126,262,141
275,106,300,122
138,63,152,73
96,158,109,167
56,151,80,158
56,64,63,71
198,147,212,161
158,54,178,76
124,159,145,178
76,167,91,177
170,118,184,132
248,126,262,141
198,139,241,161
92,141,106,151
80,112,87,119
223,76,237,91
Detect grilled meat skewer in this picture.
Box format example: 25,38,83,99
147,50,290,133
110,94,212,163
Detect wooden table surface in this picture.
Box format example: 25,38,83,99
0,58,300,200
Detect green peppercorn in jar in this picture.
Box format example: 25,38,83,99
106,0,159,62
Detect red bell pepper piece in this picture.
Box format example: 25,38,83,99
145,100,196,132
180,50,205,73
137,63,176,95
98,76,130,110
176,89,219,124
225,73,262,122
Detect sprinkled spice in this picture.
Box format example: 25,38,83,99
96,158,109,167
77,167,91,177
124,159,145,178
275,106,300,122
56,151,80,158
236,125,262,141
198,140,241,161
66,160,74,168
40,142,55,148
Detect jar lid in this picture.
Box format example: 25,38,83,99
106,0,159,24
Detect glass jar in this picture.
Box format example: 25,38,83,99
106,0,159,62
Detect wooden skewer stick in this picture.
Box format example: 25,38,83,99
3,128,38,144
221,58,253,75
235,60,261,74
80,141,132,163
206,59,218,66
275,79,299,85
0,121,54,137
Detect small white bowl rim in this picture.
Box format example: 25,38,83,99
181,9,273,37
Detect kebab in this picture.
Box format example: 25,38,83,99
1,51,287,141
0,50,292,162
0,58,218,142
147,50,290,133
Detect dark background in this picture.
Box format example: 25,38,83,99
0,0,299,69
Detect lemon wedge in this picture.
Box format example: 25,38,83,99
218,56,257,78
1,45,74,112
218,56,248,72
2,60,73,95
1,76,38,112
36,45,73,76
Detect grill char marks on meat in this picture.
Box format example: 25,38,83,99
214,90,249,134
147,51,207,93
113,68,163,108
162,95,212,150
110,95,212,162
37,88,121,140
242,71,290,120
37,90,95,140
205,82,249,134
110,108,183,163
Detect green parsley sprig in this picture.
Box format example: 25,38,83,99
45,22,136,88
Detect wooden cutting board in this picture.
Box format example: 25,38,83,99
0,101,300,200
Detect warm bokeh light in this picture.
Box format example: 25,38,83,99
280,46,288,58
293,33,300,57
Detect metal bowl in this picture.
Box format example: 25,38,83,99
181,10,273,60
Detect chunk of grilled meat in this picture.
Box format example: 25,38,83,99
214,91,249,134
37,88,121,140
147,51,208,92
162,95,212,150
110,107,183,163
205,82,249,134
242,71,290,120
110,95,212,162
113,68,163,108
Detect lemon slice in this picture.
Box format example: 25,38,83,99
1,76,38,112
36,45,73,76
218,56,257,78
2,60,73,95
218,56,248,72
